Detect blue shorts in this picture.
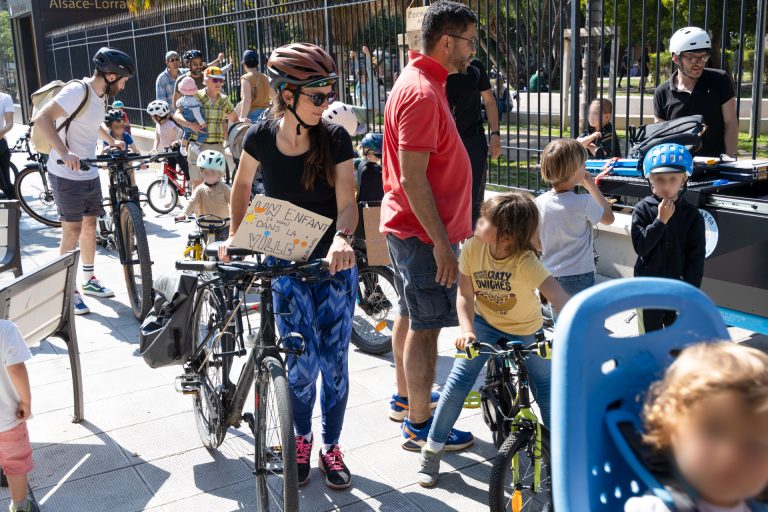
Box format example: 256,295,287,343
386,234,459,331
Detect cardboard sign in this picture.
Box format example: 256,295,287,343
362,206,391,267
232,197,332,262
406,6,428,31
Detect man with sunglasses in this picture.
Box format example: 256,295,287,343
171,50,229,107
654,26,738,158
174,66,237,190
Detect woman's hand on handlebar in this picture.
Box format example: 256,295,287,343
326,236,355,275
217,235,236,263
455,332,477,352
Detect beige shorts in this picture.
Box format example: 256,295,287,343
188,142,226,181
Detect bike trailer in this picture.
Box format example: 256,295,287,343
139,270,197,368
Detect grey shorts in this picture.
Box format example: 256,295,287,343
48,174,104,222
386,234,459,331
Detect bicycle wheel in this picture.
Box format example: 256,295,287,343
191,286,228,449
8,161,18,187
15,168,61,228
119,202,153,321
351,265,397,355
254,356,299,512
489,425,552,512
146,178,179,214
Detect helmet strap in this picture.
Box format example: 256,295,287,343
287,87,312,136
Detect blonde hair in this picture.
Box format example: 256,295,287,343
589,98,613,115
643,342,768,451
479,192,539,255
540,139,589,185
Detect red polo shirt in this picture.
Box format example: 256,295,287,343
380,51,472,245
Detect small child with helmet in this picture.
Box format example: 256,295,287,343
102,109,141,155
176,76,208,156
631,143,706,333
357,132,384,202
111,100,131,134
175,149,231,240
147,100,188,180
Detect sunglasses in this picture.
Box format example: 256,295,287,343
208,77,225,84
300,90,336,106
168,57,181,62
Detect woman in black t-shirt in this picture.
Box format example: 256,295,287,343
219,43,358,490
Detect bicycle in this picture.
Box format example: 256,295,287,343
458,333,553,512
146,149,190,214
62,149,178,321
12,129,60,228
175,250,336,511
177,214,230,261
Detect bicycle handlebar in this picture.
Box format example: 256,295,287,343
57,150,179,170
458,335,552,361
175,258,331,280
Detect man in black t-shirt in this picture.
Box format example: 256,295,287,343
446,58,502,227
653,26,738,158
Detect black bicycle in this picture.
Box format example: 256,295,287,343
61,150,178,321
12,129,58,227
176,249,336,512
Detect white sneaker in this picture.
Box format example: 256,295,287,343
73,292,90,315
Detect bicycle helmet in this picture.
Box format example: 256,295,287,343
322,102,358,136
112,100,125,109
266,43,337,90
196,149,226,173
146,100,170,117
360,133,383,157
183,49,204,64
105,109,125,125
642,143,693,177
93,47,135,79
669,27,711,55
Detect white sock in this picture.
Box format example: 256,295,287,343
425,439,445,454
322,444,334,452
296,432,312,443
82,264,95,282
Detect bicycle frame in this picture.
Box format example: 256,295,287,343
104,164,143,266
161,160,187,197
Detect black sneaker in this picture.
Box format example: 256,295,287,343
318,445,352,490
295,435,312,486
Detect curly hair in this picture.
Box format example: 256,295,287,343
642,341,768,452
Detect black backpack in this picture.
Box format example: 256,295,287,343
628,115,706,162
139,271,198,368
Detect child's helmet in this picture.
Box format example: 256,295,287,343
642,143,694,177
146,100,170,117
178,76,199,96
669,27,711,56
322,101,358,136
104,109,124,125
360,133,383,156
112,100,125,109
196,150,226,174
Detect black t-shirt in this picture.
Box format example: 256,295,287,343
580,122,622,159
446,58,492,139
243,120,355,259
653,68,735,157
356,160,384,202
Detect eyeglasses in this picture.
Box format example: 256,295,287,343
168,58,180,63
446,33,477,51
300,90,336,107
208,77,225,84
682,53,709,64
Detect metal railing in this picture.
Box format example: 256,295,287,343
44,0,767,191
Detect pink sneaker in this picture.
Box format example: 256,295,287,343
295,435,313,486
318,445,352,490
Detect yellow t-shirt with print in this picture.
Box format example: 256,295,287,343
458,237,551,335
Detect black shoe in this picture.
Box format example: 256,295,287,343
295,435,312,486
318,445,352,490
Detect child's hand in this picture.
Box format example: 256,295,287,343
17,400,30,421
657,197,676,224
140,164,149,170
455,332,477,351
175,214,187,222
581,168,594,185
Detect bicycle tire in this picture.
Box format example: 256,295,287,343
120,202,153,321
15,167,61,228
191,286,228,449
146,178,179,214
8,161,18,187
255,356,299,512
489,425,553,512
351,265,396,355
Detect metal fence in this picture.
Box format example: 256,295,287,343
44,0,768,191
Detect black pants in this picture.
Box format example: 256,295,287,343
169,143,190,180
639,309,678,333
0,139,15,199
462,132,489,228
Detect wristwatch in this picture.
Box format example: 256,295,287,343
490,130,501,137
335,229,354,245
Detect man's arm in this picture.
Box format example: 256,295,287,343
155,74,165,105
173,106,200,131
0,112,14,140
33,101,81,170
721,97,738,157
8,363,30,421
480,89,501,159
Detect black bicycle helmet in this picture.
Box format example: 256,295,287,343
93,47,135,78
183,49,204,64
105,109,124,124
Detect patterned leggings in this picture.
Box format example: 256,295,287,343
272,266,357,445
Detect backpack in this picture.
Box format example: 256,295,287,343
628,115,706,163
139,271,198,368
29,80,92,155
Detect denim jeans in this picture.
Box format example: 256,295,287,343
427,315,552,446
247,108,267,123
552,271,595,321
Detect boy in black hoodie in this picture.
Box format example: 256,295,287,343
631,143,705,332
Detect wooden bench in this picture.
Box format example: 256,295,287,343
0,200,22,278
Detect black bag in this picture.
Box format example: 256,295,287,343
628,115,706,161
139,271,198,368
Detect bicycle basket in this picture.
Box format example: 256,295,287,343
480,354,520,448
140,270,197,368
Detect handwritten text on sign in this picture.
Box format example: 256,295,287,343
232,197,332,262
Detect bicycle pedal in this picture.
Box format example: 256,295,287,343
242,412,255,433
463,391,481,409
174,375,200,395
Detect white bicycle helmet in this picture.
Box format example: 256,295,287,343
322,101,358,136
669,27,711,55
196,149,226,173
146,100,170,117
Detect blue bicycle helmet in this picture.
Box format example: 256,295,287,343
360,133,383,157
642,143,693,177
112,100,124,109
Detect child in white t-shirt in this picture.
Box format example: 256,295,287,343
0,320,35,512
535,139,614,315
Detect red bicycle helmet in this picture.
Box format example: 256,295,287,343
267,43,337,90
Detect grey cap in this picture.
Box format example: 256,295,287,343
165,51,180,61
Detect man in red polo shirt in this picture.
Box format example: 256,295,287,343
381,1,476,451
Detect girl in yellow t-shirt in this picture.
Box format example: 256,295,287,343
417,192,569,487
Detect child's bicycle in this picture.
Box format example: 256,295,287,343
146,149,190,214
458,333,553,512
177,214,230,261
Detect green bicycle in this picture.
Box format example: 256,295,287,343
459,333,553,512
